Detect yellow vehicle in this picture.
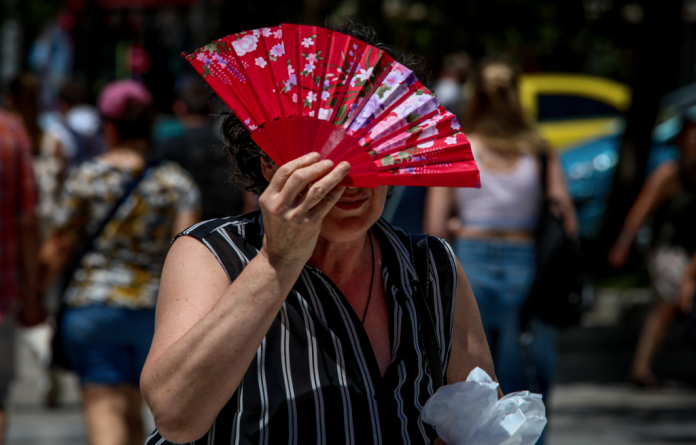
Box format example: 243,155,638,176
518,73,632,151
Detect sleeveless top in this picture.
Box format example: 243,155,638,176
145,212,458,445
455,149,542,231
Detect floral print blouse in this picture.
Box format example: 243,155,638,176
54,158,201,309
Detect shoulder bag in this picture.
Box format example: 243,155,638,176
520,152,585,332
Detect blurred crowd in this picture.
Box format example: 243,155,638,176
0,70,257,445
1,46,695,445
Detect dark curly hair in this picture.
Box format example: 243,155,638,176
219,21,430,195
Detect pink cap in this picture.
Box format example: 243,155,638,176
97,80,152,120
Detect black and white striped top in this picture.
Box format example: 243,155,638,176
146,212,458,445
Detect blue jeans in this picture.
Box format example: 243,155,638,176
454,238,557,399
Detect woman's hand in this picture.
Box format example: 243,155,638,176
259,152,350,267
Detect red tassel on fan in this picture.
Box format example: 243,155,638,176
183,24,480,189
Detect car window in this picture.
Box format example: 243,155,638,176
537,94,621,122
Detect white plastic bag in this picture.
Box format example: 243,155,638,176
422,367,547,445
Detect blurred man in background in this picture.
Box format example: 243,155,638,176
156,76,255,220
3,74,42,155
432,51,473,120
0,104,45,445
35,79,105,237
386,52,473,233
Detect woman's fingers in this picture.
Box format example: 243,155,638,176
298,161,351,211
265,152,321,195
278,159,336,203
310,185,346,219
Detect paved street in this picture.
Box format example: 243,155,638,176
4,288,696,444
547,384,696,445
5,326,155,445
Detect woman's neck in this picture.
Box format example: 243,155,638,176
102,142,147,170
309,232,370,286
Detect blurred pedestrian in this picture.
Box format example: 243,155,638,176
607,105,696,388
0,108,45,445
38,80,201,445
432,51,472,120
35,79,105,237
425,57,576,414
155,76,256,220
28,13,74,111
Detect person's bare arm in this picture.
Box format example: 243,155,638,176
445,259,499,390
140,153,350,443
18,213,45,326
425,187,454,239
432,259,500,445
38,230,78,293
607,161,680,268
545,151,578,237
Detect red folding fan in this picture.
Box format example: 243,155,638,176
183,24,480,188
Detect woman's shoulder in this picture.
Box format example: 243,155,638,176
177,211,263,243
173,212,264,281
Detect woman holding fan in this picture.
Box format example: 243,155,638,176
141,23,499,445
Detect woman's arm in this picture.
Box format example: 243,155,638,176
18,212,46,326
140,153,350,443
433,259,499,445
607,161,680,269
446,258,500,392
424,187,454,239
545,151,578,237
38,230,78,293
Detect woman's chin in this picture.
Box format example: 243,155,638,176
320,186,389,243
322,209,376,242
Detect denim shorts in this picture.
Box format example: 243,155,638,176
61,305,156,387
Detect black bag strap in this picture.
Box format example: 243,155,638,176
62,161,157,293
539,151,549,192
408,233,445,390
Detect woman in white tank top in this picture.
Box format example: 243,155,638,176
425,58,576,444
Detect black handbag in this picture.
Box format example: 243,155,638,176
520,152,585,331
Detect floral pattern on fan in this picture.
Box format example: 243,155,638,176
183,23,480,189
